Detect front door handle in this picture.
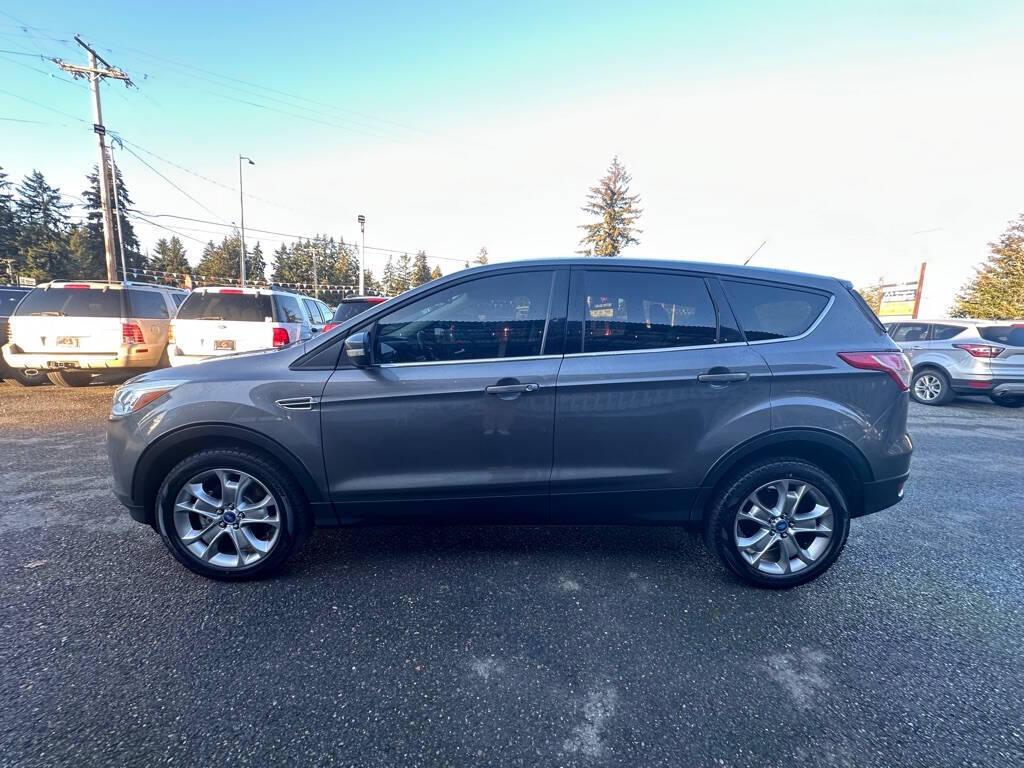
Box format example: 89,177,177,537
485,383,540,395
697,372,749,384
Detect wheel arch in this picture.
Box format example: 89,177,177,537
695,429,872,522
131,423,324,524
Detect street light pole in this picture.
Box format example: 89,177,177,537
238,155,254,286
357,214,366,295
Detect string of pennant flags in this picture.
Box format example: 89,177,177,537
118,265,361,294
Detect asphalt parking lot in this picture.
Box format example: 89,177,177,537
1,383,1022,768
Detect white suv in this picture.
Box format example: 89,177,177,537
168,286,332,366
1,280,186,386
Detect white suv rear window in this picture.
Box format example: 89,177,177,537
176,293,273,322
15,287,123,318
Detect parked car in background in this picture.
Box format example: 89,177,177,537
168,286,329,367
109,259,912,588
886,319,1024,407
2,281,186,387
0,284,46,386
322,295,388,331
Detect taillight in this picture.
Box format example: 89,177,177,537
838,351,911,391
272,327,290,347
954,343,1003,358
322,323,338,333
122,322,144,345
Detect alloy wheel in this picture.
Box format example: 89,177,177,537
913,374,942,402
172,468,282,569
733,479,834,576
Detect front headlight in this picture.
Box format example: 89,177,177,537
110,380,185,418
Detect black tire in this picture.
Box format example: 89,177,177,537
3,369,47,387
910,367,954,406
155,447,312,581
704,459,851,589
46,370,94,387
989,394,1024,408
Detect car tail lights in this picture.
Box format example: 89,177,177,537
272,327,290,347
838,351,912,391
954,343,1003,358
122,322,145,345
322,323,338,333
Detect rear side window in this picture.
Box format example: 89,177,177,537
979,325,1024,346
128,289,169,319
301,298,322,324
890,323,929,343
931,324,966,341
578,270,717,353
176,292,273,322
14,287,123,318
0,289,27,318
274,295,304,324
171,292,187,307
722,281,829,341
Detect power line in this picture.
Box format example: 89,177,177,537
118,142,230,224
0,85,89,123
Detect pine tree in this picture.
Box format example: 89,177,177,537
411,250,432,286
150,237,190,277
196,236,242,283
15,170,71,280
248,242,266,283
0,166,19,272
474,246,489,265
80,164,145,277
381,256,399,295
856,278,885,314
952,213,1024,319
578,156,642,257
429,265,443,281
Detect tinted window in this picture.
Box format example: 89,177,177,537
274,295,304,324
176,292,273,322
931,324,966,341
15,287,123,318
979,325,1024,346
0,289,27,318
890,323,929,343
577,270,717,353
301,298,322,324
723,281,829,341
171,292,187,307
332,300,381,324
128,289,169,319
376,271,552,363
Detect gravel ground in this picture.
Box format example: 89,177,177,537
1,382,1022,768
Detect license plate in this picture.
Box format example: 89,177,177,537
56,336,79,348
214,340,235,351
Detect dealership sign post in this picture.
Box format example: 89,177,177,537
878,262,927,320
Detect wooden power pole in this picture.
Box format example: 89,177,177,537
51,36,133,282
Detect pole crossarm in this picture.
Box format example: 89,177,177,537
51,59,134,85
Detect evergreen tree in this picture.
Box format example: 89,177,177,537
0,166,19,273
248,242,266,283
578,156,642,257
381,256,399,295
429,265,443,281
474,246,489,265
80,164,145,277
15,170,71,280
395,253,413,293
411,250,432,286
150,237,190,277
856,278,885,314
952,213,1024,319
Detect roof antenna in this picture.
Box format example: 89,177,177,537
743,240,767,266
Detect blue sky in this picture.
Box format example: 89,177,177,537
2,1,1023,310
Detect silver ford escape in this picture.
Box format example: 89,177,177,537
107,259,912,588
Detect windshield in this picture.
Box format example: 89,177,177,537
14,287,123,317
176,292,273,322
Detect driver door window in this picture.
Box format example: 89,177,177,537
375,271,554,364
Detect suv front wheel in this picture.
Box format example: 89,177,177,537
155,448,312,580
705,459,851,588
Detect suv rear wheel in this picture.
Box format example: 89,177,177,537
989,394,1024,408
910,368,953,405
155,447,312,581
46,370,94,387
705,459,851,588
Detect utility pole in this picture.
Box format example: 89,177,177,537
52,37,132,282
238,156,254,286
357,214,366,295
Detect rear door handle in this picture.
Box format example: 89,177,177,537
485,383,540,394
697,372,749,383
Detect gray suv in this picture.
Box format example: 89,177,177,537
107,259,913,588
886,319,1024,407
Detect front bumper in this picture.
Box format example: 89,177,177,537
2,342,163,371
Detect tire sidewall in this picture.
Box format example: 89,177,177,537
707,460,851,589
156,449,308,581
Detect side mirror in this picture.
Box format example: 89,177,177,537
343,331,371,367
